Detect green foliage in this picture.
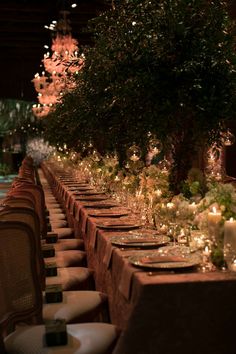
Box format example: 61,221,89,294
181,167,207,198
44,0,236,191
0,163,10,176
0,99,36,137
211,245,225,268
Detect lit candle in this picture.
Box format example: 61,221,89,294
166,202,174,210
189,202,197,215
130,153,139,162
224,217,236,268
136,190,144,202
207,207,222,243
155,189,162,197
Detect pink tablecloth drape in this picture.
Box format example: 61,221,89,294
42,162,236,354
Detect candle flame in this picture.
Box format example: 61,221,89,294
230,217,234,222
212,207,217,213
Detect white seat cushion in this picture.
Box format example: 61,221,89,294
44,250,86,267
5,322,118,354
47,203,62,208
48,213,66,220
43,291,107,323
48,208,64,214
53,228,74,239
45,267,93,291
53,239,84,251
50,220,67,228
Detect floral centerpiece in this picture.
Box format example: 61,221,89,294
26,138,55,166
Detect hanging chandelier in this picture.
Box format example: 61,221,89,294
32,11,84,119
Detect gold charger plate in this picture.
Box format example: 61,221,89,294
74,191,105,196
83,202,118,209
75,195,109,201
88,209,129,218
96,221,140,230
129,246,201,269
110,234,170,248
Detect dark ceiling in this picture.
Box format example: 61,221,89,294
0,0,110,102
0,0,235,103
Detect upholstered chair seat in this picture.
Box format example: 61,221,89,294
53,227,74,239
45,267,93,291
42,291,107,323
44,250,86,267
4,323,118,354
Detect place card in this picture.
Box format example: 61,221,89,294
47,222,52,232
45,319,67,346
46,232,58,244
45,262,57,277
42,244,55,258
45,284,63,303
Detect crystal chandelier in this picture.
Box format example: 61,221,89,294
32,11,84,119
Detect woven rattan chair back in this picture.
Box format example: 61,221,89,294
0,221,42,339
0,207,45,289
9,184,47,237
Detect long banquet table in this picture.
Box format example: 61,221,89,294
43,162,236,354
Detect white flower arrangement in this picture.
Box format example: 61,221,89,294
26,138,55,166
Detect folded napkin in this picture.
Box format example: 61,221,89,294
140,255,186,264
120,238,160,244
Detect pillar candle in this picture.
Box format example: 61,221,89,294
224,218,236,268
207,207,222,243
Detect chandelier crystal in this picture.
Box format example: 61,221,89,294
32,11,84,119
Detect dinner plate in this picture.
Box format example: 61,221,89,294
73,191,105,196
96,221,140,230
75,195,109,201
83,202,118,209
88,209,129,218
66,183,89,187
129,246,201,269
72,187,95,192
110,234,170,248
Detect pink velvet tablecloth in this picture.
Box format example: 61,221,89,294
42,163,236,354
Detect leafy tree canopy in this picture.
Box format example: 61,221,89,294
45,0,236,187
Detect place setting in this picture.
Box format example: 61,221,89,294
74,194,109,202
88,208,130,218
82,201,120,209
73,190,106,196
95,217,141,231
110,233,170,248
127,245,202,270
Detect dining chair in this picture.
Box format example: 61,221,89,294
4,194,84,251
0,208,110,323
0,220,119,354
